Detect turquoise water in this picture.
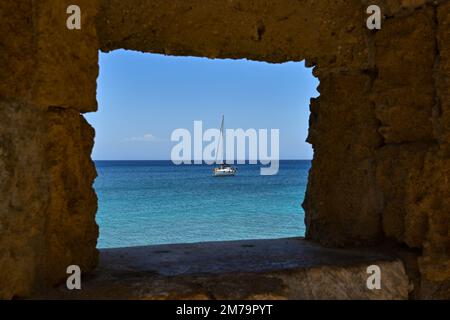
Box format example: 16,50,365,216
94,160,310,248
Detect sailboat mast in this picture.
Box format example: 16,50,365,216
220,115,224,150
215,115,225,164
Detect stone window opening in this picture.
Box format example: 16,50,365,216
87,50,317,250
1,1,448,300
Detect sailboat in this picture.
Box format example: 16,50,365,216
213,115,237,177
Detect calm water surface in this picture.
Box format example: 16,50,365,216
94,160,310,248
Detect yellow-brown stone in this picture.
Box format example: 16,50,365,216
0,0,448,299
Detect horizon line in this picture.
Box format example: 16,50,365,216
92,159,313,161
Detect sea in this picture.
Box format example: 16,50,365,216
94,160,311,248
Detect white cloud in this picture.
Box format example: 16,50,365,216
125,133,158,142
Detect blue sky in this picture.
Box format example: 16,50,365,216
85,50,319,160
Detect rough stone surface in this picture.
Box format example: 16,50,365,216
0,0,100,111
0,101,98,299
38,239,410,300
0,0,449,299
436,1,450,156
373,7,436,143
304,72,384,247
0,0,100,299
97,0,371,70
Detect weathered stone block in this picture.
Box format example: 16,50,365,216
98,0,370,71
0,101,98,299
0,1,35,101
435,1,450,155
304,73,384,246
376,143,450,290
41,108,99,288
0,100,48,299
373,7,436,143
0,0,99,112
32,0,100,112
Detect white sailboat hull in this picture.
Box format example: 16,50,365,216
213,168,237,177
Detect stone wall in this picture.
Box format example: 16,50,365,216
0,0,448,299
0,0,100,298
